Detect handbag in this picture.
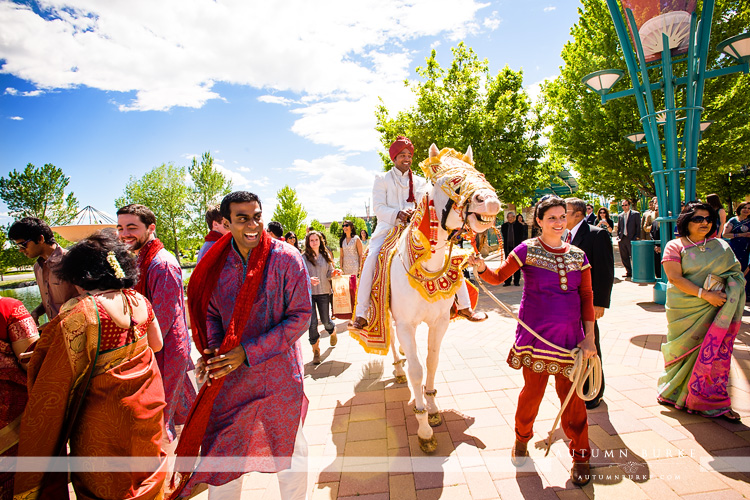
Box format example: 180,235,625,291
703,273,726,292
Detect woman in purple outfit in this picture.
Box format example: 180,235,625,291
469,195,596,487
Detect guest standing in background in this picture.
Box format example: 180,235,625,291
197,205,229,263
595,207,614,236
500,212,521,286
722,201,750,298
706,194,727,238
285,231,301,251
304,231,340,365
8,217,77,324
617,199,641,278
339,220,363,276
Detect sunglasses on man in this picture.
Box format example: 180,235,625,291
14,238,34,249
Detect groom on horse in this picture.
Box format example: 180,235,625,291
348,136,486,331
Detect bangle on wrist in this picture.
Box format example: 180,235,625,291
698,288,704,299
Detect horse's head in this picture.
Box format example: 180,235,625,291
420,144,501,236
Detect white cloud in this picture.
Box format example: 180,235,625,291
8,116,23,120
544,6,557,12
525,76,555,106
4,87,43,97
288,154,379,221
0,0,491,151
258,95,297,106
483,11,501,30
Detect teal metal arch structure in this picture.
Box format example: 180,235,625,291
532,169,579,201
584,0,749,303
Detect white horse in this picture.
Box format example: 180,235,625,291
388,144,501,452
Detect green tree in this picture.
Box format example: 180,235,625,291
271,185,308,237
0,163,79,225
376,42,551,204
542,0,750,204
329,221,341,239
188,152,232,238
0,226,34,280
309,220,325,232
115,163,190,264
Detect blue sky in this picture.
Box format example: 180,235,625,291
0,0,582,226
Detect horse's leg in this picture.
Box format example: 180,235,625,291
396,319,437,453
424,311,450,428
390,322,407,384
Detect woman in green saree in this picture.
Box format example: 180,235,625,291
658,202,746,421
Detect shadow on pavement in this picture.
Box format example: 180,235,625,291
635,301,665,313
629,334,666,351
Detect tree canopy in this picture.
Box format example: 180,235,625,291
0,163,79,225
542,0,750,205
376,42,552,205
188,152,232,239
271,185,308,238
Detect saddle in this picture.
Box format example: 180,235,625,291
349,195,477,355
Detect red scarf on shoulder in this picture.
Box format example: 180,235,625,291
204,230,223,242
167,230,272,498
134,238,164,296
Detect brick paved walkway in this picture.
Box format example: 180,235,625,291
186,265,750,499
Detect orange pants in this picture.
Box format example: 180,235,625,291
515,366,590,462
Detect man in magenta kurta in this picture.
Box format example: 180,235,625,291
182,191,311,499
116,204,197,442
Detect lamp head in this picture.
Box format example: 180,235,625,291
581,69,624,97
717,32,750,65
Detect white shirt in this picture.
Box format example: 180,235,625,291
623,210,630,236
372,167,428,237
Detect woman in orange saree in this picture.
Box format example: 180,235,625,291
14,232,167,500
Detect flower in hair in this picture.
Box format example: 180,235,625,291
107,251,126,279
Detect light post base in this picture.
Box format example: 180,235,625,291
653,281,668,305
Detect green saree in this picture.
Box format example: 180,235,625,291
658,237,746,417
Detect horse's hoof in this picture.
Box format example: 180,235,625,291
395,375,408,384
428,412,442,427
418,435,438,453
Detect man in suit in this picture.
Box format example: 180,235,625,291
499,212,521,286
566,197,615,409
585,204,597,225
616,199,641,278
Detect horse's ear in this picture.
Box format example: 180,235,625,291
429,144,439,158
466,145,473,163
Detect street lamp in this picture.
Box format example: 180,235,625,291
583,0,749,304
581,69,624,96
717,32,750,64
625,132,646,143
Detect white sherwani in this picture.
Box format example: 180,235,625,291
355,167,471,317
356,168,426,317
